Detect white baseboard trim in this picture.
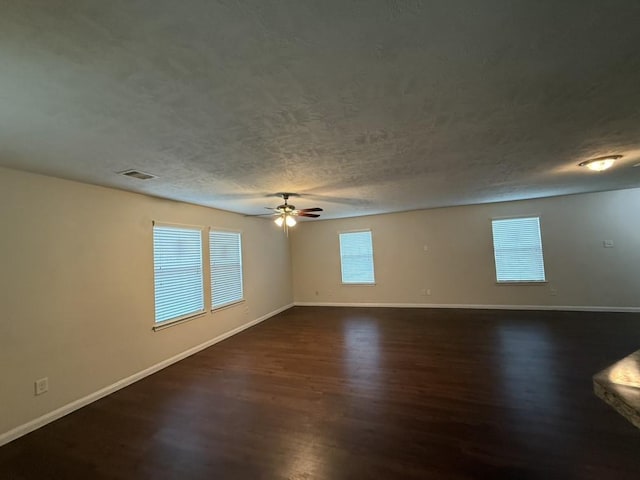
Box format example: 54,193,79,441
0,302,294,447
293,302,640,313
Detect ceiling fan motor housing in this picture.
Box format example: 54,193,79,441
277,203,295,213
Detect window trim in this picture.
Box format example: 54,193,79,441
209,228,245,311
338,229,376,285
152,221,207,330
491,215,547,284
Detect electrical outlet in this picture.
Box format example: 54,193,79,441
426,289,431,296
550,288,558,296
35,377,48,396
603,240,614,248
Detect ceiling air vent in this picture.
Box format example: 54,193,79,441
118,169,157,180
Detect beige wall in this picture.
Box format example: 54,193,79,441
291,188,640,309
0,167,293,437
2,165,638,441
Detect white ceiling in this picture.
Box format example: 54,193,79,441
2,1,640,219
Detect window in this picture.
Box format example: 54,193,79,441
153,224,205,324
210,230,244,309
339,230,375,284
492,217,546,283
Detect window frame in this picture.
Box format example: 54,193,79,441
491,215,547,285
152,221,206,330
209,228,245,311
338,229,376,285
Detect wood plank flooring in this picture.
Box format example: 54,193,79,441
1,306,640,479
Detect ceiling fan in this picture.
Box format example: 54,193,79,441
256,193,323,231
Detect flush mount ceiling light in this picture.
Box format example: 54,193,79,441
578,155,622,172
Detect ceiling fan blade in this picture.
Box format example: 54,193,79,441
299,207,323,212
297,213,321,218
244,213,278,217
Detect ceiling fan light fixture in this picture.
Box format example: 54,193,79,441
267,193,322,231
578,155,622,172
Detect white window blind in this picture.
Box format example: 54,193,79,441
210,230,244,309
153,225,205,324
339,230,375,284
492,217,546,283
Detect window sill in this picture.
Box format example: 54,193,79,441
495,281,548,286
341,282,376,286
212,299,245,312
153,311,207,331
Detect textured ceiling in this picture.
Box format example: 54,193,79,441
2,1,640,219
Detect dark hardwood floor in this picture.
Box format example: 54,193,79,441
1,306,640,479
